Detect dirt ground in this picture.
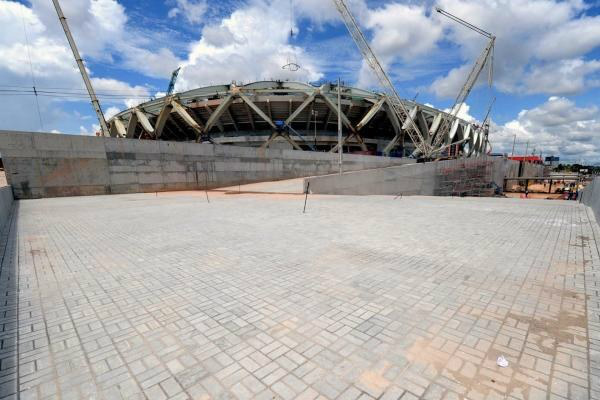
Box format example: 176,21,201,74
506,181,569,194
504,192,568,200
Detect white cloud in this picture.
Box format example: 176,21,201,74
356,3,442,88
78,123,100,136
0,0,175,133
430,64,471,98
176,0,323,91
490,97,600,160
444,102,476,123
28,0,127,60
536,15,600,61
104,106,120,120
367,4,442,63
523,59,600,95
91,78,150,98
168,0,208,24
91,78,151,109
0,37,77,78
25,0,181,78
0,1,44,46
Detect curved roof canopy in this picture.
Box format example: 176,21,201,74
107,80,488,156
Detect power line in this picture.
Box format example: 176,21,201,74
0,88,153,100
0,84,160,93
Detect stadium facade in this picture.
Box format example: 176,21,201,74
108,80,487,157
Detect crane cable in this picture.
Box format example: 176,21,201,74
289,0,294,38
20,6,44,131
282,0,300,71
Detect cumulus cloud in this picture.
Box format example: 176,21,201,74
522,59,600,95
104,106,120,120
444,102,476,123
536,15,600,61
175,0,323,91
490,97,600,161
0,0,175,133
357,2,442,87
430,64,471,98
91,78,151,109
23,0,181,77
168,0,208,24
367,4,442,63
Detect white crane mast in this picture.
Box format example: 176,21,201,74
51,0,110,137
431,7,495,152
331,0,431,156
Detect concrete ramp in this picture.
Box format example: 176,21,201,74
304,157,529,196
217,178,305,194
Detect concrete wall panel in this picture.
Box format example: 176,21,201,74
580,177,600,223
304,157,543,197
0,186,13,233
0,131,408,199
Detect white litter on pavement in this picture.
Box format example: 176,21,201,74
497,355,509,368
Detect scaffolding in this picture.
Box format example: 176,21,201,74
435,159,495,197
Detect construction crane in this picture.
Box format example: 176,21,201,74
51,0,109,137
166,67,181,96
479,97,495,154
431,7,495,154
332,0,431,157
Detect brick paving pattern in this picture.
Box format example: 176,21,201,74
0,192,599,399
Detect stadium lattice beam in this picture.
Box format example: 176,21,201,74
203,104,224,133
154,100,173,138
356,97,386,131
107,81,478,158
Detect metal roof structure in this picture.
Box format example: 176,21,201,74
108,80,488,157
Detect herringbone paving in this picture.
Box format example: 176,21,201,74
0,191,598,399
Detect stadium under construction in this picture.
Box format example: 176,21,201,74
107,80,487,158
2,0,600,398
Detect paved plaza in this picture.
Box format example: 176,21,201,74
1,189,599,399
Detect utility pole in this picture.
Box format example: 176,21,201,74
313,110,318,150
51,0,109,137
337,78,343,175
525,140,529,156
511,134,516,156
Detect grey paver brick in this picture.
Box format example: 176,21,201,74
3,193,600,399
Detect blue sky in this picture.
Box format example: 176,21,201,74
1,0,600,161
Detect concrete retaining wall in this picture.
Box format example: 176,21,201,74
0,131,411,199
304,157,542,196
0,186,13,232
521,161,546,178
503,161,545,179
580,177,600,223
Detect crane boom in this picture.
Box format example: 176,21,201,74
51,0,109,137
435,7,493,39
166,67,181,96
480,97,495,154
332,0,430,156
431,7,495,152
